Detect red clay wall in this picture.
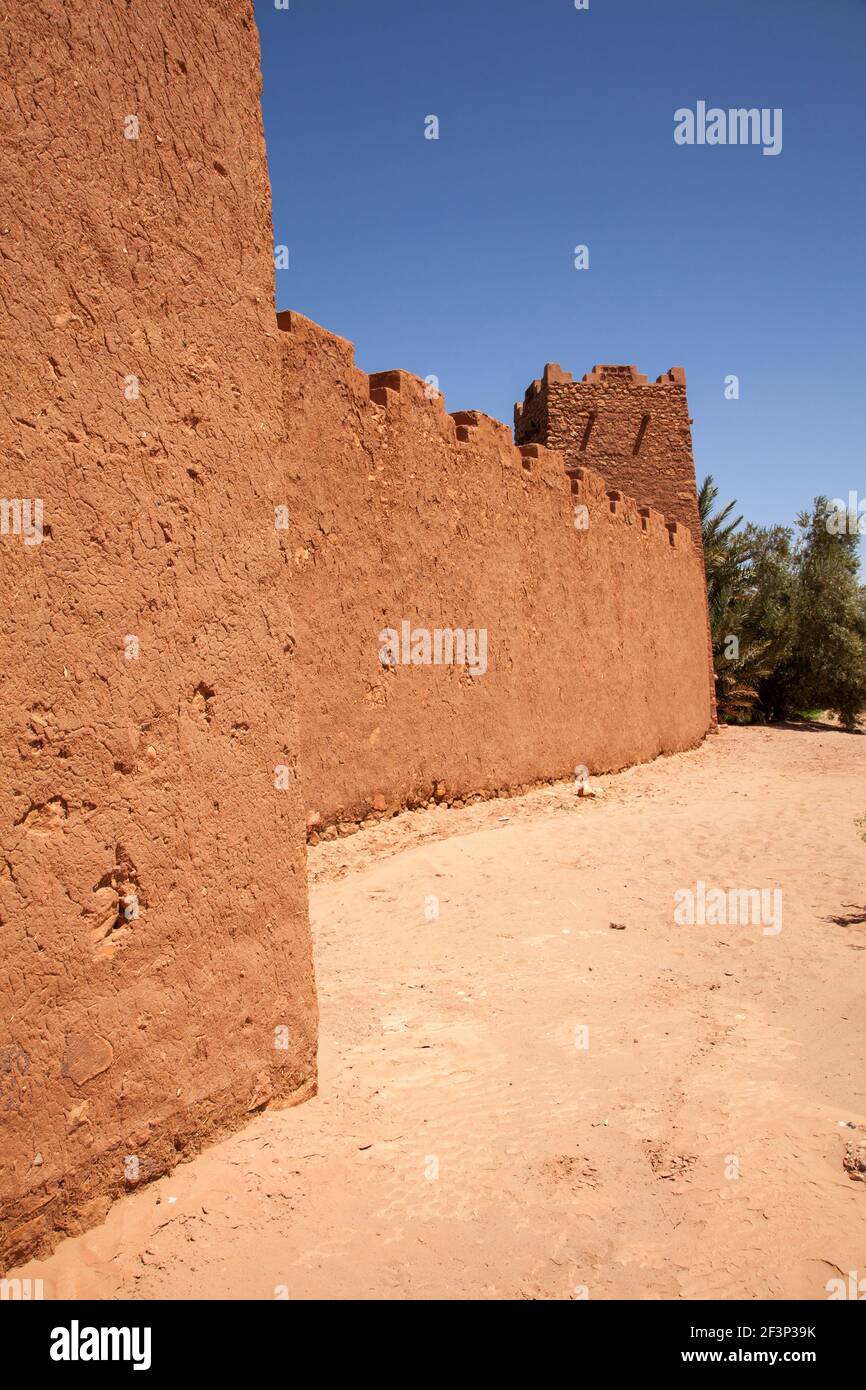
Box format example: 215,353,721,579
278,312,714,834
0,2,316,1268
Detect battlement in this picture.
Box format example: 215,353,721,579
515,359,699,537
518,362,686,406
278,313,697,546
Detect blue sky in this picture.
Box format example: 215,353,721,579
257,0,866,542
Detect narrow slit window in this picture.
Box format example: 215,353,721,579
633,413,650,456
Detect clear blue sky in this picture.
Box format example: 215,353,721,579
257,0,866,541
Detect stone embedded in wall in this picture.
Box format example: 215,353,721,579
0,1,316,1269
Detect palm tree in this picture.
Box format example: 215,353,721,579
698,475,744,628
698,476,774,720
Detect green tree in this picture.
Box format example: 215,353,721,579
777,499,866,730
698,476,779,720
743,523,796,722
699,480,866,730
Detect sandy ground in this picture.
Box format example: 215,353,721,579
15,723,866,1300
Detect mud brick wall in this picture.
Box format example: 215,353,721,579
516,361,717,725
0,1,316,1268
515,363,702,537
278,312,714,833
